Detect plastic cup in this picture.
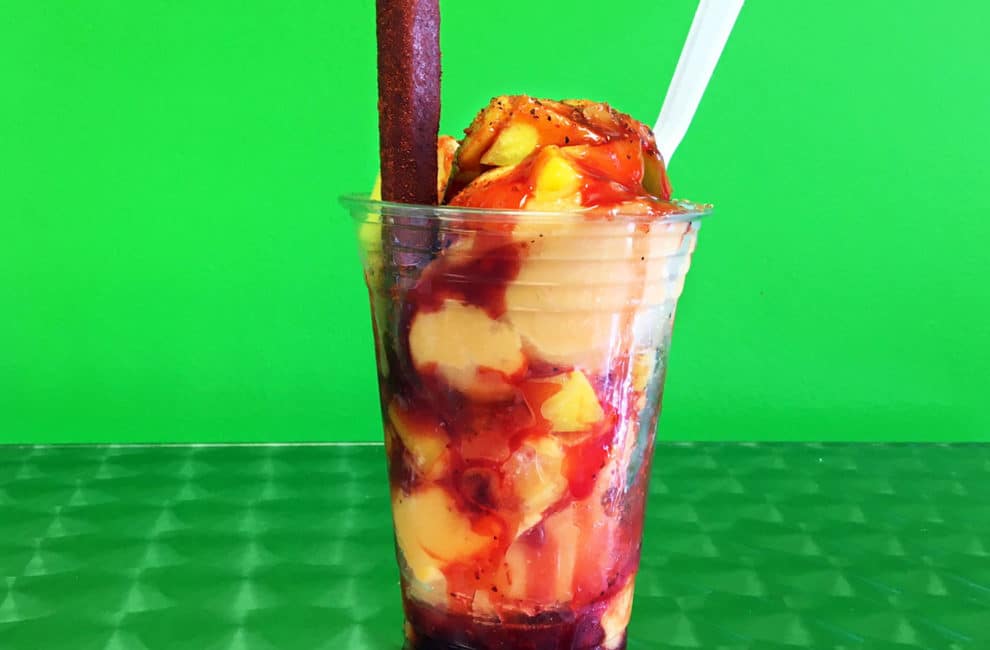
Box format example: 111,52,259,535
341,195,710,650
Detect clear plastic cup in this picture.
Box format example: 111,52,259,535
341,195,710,650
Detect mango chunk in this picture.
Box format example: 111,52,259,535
544,505,580,602
504,436,568,534
408,300,524,401
452,97,515,189
406,571,449,608
631,351,656,393
643,152,672,200
480,122,539,167
437,135,459,199
539,371,604,433
472,588,497,617
392,486,494,582
525,146,583,212
504,218,642,369
449,95,603,199
507,310,618,371
601,576,636,649
388,401,448,479
446,163,527,210
499,502,581,604
357,174,384,279
496,534,531,601
563,98,672,201
449,144,585,213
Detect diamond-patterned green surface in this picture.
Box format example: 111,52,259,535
1,443,988,649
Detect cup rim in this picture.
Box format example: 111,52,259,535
339,194,713,224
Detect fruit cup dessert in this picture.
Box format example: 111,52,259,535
344,96,709,650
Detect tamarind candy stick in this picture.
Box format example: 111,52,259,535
376,0,440,206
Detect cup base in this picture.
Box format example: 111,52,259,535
403,599,627,650
406,639,626,650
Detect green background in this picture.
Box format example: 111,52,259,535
1,1,987,444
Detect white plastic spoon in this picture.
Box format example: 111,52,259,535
654,0,745,165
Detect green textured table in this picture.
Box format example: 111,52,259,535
1,443,988,649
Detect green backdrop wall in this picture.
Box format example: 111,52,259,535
2,1,987,444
